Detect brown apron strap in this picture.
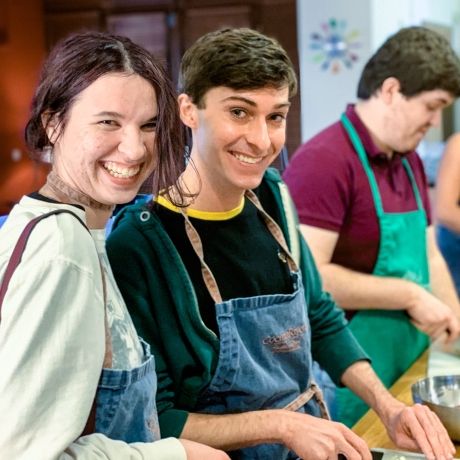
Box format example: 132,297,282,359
245,190,298,272
43,171,114,212
180,209,223,304
0,210,87,318
283,382,331,420
179,190,299,304
83,257,112,436
99,262,112,369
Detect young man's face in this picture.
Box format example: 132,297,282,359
182,85,290,199
386,88,453,153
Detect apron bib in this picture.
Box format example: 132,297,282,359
181,191,329,460
90,235,161,442
336,113,430,427
94,338,160,442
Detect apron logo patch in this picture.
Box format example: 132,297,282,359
262,325,307,353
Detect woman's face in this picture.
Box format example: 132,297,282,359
49,72,158,206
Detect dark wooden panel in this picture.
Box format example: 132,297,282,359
106,0,175,9
44,10,102,48
107,12,168,62
44,0,175,13
182,5,251,49
183,0,255,7
0,1,8,44
258,0,300,164
44,0,102,12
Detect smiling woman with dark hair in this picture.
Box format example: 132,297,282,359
0,31,229,460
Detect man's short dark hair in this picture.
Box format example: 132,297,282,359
358,26,460,99
179,27,297,107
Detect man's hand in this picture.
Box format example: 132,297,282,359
183,410,371,459
180,439,230,459
381,400,455,460
406,284,460,342
281,411,371,460
343,361,455,460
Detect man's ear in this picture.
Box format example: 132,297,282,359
178,93,199,129
41,111,60,144
380,77,402,105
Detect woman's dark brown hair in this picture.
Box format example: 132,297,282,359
25,31,185,200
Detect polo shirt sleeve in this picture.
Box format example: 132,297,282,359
283,137,352,232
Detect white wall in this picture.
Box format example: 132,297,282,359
296,0,371,141
297,0,460,142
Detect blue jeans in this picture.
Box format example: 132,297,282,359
437,225,460,297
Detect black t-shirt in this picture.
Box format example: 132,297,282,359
155,185,293,334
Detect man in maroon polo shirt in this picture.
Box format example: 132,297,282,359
283,26,460,427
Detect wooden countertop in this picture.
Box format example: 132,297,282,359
353,350,460,456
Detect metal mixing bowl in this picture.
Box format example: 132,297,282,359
412,375,460,441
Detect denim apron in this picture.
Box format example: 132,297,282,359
93,338,160,442
91,251,160,443
336,113,430,427
181,191,329,460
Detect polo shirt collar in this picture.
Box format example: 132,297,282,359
345,103,402,164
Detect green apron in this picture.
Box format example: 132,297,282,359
336,113,430,427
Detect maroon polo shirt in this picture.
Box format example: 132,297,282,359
283,104,431,274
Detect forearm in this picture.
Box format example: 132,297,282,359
299,224,416,311
340,361,403,424
342,361,457,459
181,411,287,451
319,263,418,311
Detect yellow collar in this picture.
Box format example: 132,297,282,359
156,195,245,221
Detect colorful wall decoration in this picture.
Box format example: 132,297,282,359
309,18,361,73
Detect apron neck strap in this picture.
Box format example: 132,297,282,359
180,208,223,304
401,158,424,210
340,113,424,214
179,190,298,305
341,113,385,216
245,190,297,272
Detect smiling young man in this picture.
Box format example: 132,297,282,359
283,26,460,427
107,28,455,460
